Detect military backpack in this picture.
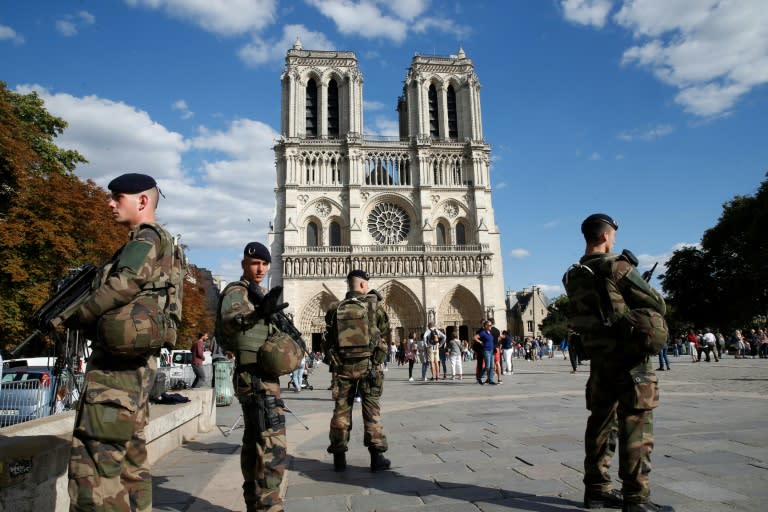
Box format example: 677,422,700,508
329,293,390,366
563,254,668,358
97,223,185,355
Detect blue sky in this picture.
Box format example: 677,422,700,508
2,0,766,298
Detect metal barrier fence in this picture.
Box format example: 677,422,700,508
0,379,56,428
0,372,84,429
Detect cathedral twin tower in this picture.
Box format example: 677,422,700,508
269,40,505,346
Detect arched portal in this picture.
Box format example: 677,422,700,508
436,285,483,341
296,290,338,352
376,280,425,343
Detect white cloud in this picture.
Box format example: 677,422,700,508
14,85,279,270
411,17,470,39
16,84,187,186
560,0,613,28
365,116,399,137
78,11,96,25
55,10,96,37
634,242,701,282
543,220,559,229
536,284,562,298
172,99,194,119
306,0,469,43
0,24,25,44
495,182,508,190
383,0,430,21
613,0,768,117
364,100,387,111
124,0,277,35
239,23,334,66
307,0,407,42
617,123,673,141
615,154,624,160
589,152,601,160
510,248,530,259
55,20,77,37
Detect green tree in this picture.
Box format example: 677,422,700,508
658,246,716,328
660,172,768,329
541,294,569,343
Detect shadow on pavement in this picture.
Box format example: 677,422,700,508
153,475,233,512
287,455,581,511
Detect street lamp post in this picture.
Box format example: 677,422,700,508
531,286,538,338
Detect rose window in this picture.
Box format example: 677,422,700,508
367,202,410,244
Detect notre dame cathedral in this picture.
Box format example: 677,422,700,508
268,40,505,350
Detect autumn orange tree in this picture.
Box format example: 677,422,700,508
177,264,216,349
1,83,217,356
0,82,128,354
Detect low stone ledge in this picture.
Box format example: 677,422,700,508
0,387,215,511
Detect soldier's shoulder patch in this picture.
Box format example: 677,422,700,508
118,239,153,273
136,225,163,243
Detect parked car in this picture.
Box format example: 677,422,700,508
168,350,212,389
0,366,58,427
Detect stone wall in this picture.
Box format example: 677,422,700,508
0,388,215,512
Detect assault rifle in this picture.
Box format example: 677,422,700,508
11,264,98,357
247,284,308,353
642,262,658,282
621,249,658,282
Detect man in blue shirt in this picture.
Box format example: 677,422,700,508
473,320,496,385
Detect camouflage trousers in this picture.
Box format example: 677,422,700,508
68,356,155,511
235,370,286,512
327,368,388,454
584,357,658,503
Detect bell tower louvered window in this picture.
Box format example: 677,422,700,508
328,79,339,138
447,85,458,139
306,78,318,137
428,84,439,138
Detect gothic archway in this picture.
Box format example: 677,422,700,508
377,280,425,342
295,290,339,352
436,285,483,336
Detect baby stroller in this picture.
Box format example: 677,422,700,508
287,354,315,392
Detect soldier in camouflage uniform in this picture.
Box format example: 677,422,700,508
68,173,176,512
573,214,673,512
323,269,391,472
217,241,290,512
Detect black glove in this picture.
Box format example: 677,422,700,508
260,285,289,317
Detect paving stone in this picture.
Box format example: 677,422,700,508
147,357,768,512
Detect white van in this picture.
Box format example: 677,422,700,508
166,350,212,388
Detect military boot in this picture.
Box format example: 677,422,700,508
623,501,674,512
333,452,346,472
369,450,391,472
583,489,623,509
